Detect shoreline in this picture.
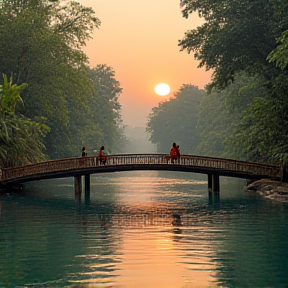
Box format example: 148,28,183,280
246,179,288,202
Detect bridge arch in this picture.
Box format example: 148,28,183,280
0,154,282,195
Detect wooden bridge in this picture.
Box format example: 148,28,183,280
0,154,283,195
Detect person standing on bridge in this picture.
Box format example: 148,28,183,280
99,146,108,165
169,142,178,164
176,145,181,159
81,147,87,157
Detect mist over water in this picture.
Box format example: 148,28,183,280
1,171,288,287
123,126,157,154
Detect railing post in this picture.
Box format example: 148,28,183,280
74,175,82,195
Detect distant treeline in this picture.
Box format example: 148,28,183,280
147,0,288,166
0,0,125,167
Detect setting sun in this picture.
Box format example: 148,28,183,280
155,83,170,96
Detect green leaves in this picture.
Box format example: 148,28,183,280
179,0,287,90
0,0,122,163
177,0,288,166
0,0,109,160
267,30,288,70
49,1,100,52
195,71,288,165
88,64,124,153
0,74,49,167
0,74,26,115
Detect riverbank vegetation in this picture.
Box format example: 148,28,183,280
0,0,125,167
2,0,288,169
0,74,50,167
147,0,288,166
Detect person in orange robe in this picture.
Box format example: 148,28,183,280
99,146,108,165
165,142,179,163
170,142,178,163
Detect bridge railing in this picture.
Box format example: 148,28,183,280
0,154,282,183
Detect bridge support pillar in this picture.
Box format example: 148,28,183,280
208,174,212,194
84,174,90,192
208,174,220,194
84,174,90,203
74,175,82,195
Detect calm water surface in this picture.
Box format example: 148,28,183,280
0,171,288,288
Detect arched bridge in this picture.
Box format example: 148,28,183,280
0,154,283,194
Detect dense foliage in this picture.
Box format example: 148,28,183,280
0,0,124,166
196,72,272,160
88,64,124,154
148,0,288,165
0,74,50,167
179,0,288,91
187,0,288,165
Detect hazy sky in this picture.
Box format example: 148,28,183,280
82,0,212,127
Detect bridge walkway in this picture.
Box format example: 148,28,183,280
0,154,283,195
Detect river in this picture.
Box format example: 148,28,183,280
0,171,288,288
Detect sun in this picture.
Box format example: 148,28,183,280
155,83,170,96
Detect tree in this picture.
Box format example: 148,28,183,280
147,84,204,153
267,30,288,70
88,64,124,153
179,0,288,165
0,74,49,167
179,0,288,90
0,0,101,158
196,72,270,160
196,90,228,157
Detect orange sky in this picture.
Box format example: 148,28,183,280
82,0,212,127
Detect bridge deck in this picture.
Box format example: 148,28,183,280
0,154,282,186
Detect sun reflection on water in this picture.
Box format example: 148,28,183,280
67,171,221,287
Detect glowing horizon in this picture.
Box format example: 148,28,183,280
82,0,211,126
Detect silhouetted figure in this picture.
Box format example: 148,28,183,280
81,147,87,156
172,214,182,226
168,142,178,163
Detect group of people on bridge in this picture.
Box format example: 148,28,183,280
81,142,180,165
81,146,108,165
166,142,181,164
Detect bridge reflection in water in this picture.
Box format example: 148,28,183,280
0,154,282,197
